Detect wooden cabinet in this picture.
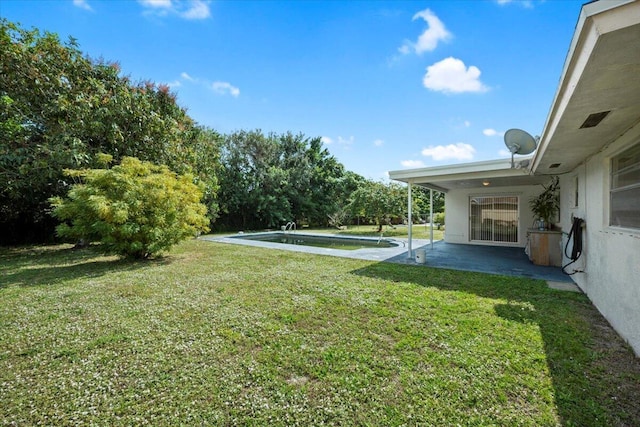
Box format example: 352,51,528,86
527,230,562,266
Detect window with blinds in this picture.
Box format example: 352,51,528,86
610,143,640,229
470,196,519,243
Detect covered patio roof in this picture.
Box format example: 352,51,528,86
388,157,548,192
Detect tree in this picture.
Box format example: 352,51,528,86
412,186,445,222
50,157,209,259
216,130,350,230
348,180,408,230
302,136,350,226
0,19,219,243
217,130,283,229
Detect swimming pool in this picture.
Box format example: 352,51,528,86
230,232,399,250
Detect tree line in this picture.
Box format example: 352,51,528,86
0,19,442,245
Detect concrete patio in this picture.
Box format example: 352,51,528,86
391,240,574,284
203,233,576,286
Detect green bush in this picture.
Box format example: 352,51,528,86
50,156,209,259
433,211,445,226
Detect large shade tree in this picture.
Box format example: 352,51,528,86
216,130,355,230
0,19,220,243
346,180,442,228
412,186,445,221
348,180,409,229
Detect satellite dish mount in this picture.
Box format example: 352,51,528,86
503,128,539,168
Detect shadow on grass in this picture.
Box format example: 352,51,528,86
0,245,168,289
351,262,640,427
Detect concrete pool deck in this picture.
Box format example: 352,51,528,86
201,232,577,286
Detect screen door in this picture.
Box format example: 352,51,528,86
470,196,518,243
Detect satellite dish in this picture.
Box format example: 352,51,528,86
504,128,539,168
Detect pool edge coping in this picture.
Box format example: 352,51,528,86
199,231,433,262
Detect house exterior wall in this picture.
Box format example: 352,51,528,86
558,122,640,356
444,184,544,248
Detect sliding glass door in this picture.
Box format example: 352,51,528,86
470,196,519,243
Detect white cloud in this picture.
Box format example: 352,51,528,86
497,0,534,8
174,72,239,98
423,57,489,94
337,136,355,146
483,128,504,137
400,9,451,55
140,0,171,7
180,0,210,19
180,72,195,81
73,0,93,11
373,139,384,147
464,120,471,128
212,81,240,97
139,0,211,20
401,160,425,168
166,80,181,88
498,148,512,157
322,136,353,149
398,45,411,55
421,143,476,161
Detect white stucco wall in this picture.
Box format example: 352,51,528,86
559,122,640,356
444,184,545,248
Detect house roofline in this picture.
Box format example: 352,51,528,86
530,0,637,174
389,156,532,182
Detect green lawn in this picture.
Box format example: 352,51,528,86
1,240,639,426
308,224,445,241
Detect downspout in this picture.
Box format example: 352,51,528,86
407,181,413,259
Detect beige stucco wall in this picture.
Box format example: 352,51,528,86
444,184,545,248
559,122,640,356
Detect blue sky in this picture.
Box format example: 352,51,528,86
3,0,584,179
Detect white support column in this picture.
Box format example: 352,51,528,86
407,181,413,259
430,189,434,249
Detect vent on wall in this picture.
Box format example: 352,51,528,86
580,110,610,128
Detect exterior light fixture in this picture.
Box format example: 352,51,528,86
482,180,490,186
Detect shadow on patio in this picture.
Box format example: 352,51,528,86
387,240,573,283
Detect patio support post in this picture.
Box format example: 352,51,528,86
430,189,434,249
407,181,413,259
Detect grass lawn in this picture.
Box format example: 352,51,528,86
1,239,639,426
308,224,445,241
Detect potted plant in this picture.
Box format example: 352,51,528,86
529,176,559,230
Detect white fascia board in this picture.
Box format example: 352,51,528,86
388,157,527,182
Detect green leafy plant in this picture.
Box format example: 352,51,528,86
50,156,209,258
1,19,219,243
529,176,560,229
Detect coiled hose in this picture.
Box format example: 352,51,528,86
562,217,584,275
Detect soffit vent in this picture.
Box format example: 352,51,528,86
580,111,611,129
549,163,561,169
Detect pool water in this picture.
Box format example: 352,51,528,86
232,233,398,250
